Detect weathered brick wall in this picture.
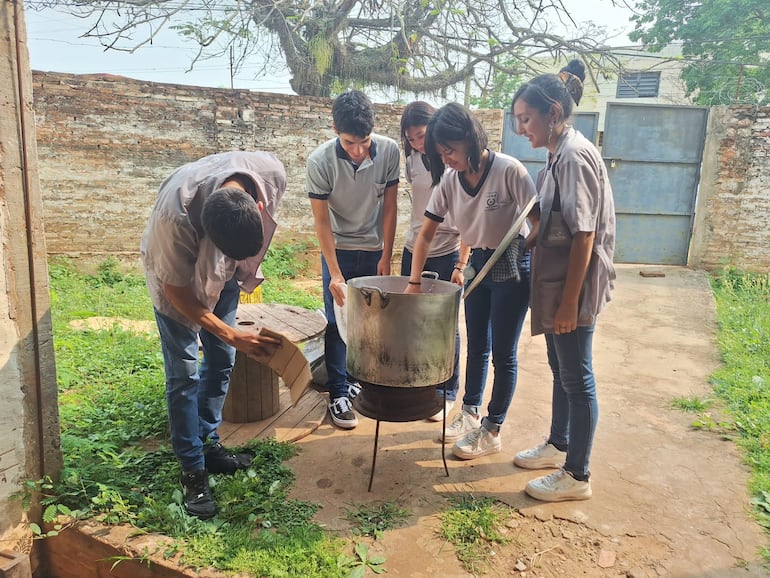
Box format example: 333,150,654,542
691,105,770,272
31,71,503,265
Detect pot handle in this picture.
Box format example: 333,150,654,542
421,271,439,280
359,285,391,308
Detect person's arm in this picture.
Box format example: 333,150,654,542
553,231,594,334
450,241,471,286
405,217,440,294
163,283,280,357
377,183,398,276
309,197,346,307
524,204,541,251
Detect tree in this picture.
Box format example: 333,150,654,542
469,54,524,109
629,0,770,105
27,0,621,98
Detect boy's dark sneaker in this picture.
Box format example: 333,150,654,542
180,468,217,519
203,442,252,474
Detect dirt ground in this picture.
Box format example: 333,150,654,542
285,264,769,577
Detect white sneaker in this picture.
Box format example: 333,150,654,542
452,427,502,460
427,399,455,422
514,441,566,470
328,396,358,429
525,469,592,502
439,409,481,444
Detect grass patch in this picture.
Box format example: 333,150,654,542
438,494,511,574
709,269,770,542
344,500,410,539
671,395,713,413
22,252,357,576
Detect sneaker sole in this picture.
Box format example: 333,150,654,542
525,483,593,502
452,445,502,460
329,413,358,429
513,456,565,470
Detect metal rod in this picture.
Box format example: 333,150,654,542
367,419,381,492
441,387,449,477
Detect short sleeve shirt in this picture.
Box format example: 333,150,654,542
306,134,400,251
140,151,286,328
404,151,460,257
425,151,537,248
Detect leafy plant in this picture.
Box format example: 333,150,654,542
709,268,770,550
671,395,713,413
344,500,410,539
338,542,387,577
438,494,511,574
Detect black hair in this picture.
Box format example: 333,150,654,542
400,101,436,156
201,187,264,261
424,103,488,186
332,90,375,138
511,59,587,123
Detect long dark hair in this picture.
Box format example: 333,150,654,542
400,101,436,157
511,59,586,123
425,103,488,186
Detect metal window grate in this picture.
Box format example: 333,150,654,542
616,71,661,98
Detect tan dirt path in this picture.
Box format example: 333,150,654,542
286,264,768,577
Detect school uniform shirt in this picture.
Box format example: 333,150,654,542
404,151,461,257
530,126,616,336
424,150,536,249
306,134,400,251
141,151,286,329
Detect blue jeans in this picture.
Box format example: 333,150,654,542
154,276,240,472
546,325,598,480
401,247,461,401
462,246,530,433
322,249,382,399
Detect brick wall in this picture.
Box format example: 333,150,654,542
31,71,503,265
690,105,770,272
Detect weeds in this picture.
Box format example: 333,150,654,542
26,254,349,576
671,395,713,413
344,500,410,539
709,269,770,541
438,494,511,574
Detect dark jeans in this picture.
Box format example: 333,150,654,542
154,276,240,471
401,247,461,401
546,325,598,480
322,249,382,399
462,246,530,432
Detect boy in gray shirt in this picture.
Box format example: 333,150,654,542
307,90,400,429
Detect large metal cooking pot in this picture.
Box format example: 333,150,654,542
346,275,461,387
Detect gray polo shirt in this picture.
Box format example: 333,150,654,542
141,151,286,328
306,134,400,251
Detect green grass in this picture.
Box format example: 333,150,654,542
438,495,511,574
344,500,410,539
24,251,352,576
709,269,770,543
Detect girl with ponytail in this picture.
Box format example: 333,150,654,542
511,59,616,502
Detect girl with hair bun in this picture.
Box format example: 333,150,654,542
511,61,616,502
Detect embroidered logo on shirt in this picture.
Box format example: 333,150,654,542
485,191,500,211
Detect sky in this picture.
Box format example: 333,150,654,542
23,0,640,97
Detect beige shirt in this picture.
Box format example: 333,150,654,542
530,127,616,336
141,151,286,329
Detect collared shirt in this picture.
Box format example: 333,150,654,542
425,151,536,249
306,133,400,251
140,151,286,329
530,127,616,335
403,151,460,257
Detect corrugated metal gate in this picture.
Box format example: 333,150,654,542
603,103,708,265
502,104,708,265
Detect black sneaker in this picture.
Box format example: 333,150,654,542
328,396,359,429
180,468,217,519
203,442,252,474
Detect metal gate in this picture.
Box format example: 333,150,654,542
502,110,599,182
603,103,708,265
